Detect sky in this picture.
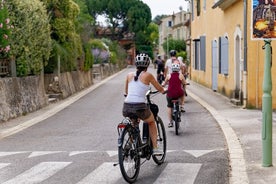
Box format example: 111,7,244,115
141,0,189,18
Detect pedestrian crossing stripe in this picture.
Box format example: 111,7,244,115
0,163,10,169
28,151,64,158
184,150,216,158
0,162,202,184
2,162,71,184
154,163,202,184
76,162,122,184
69,151,96,156
0,149,217,158
106,151,118,157
0,152,28,157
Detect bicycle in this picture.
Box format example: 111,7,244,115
171,83,189,135
157,72,165,84
171,99,181,135
116,90,167,183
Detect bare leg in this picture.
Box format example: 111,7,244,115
144,113,158,148
167,107,172,122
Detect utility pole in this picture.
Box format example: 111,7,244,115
262,39,273,167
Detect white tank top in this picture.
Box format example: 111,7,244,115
125,72,149,103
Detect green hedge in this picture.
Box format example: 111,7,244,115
7,0,52,76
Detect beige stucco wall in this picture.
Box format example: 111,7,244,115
246,2,276,109
191,1,243,97
190,1,276,109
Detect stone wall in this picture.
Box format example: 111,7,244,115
0,75,47,122
0,63,120,122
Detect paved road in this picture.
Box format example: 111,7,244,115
0,65,229,183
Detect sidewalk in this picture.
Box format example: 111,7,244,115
0,68,275,183
187,80,276,184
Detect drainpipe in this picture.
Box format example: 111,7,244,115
243,0,248,107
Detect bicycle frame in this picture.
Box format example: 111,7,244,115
117,90,167,183
172,99,181,135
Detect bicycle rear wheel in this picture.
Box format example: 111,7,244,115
118,127,140,183
173,111,179,135
152,116,167,165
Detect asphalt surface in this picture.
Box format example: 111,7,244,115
0,66,275,184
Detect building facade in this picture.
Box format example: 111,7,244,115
158,10,191,60
190,0,276,109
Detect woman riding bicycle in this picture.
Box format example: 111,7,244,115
122,53,166,155
162,63,187,128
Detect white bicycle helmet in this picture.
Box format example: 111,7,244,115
135,53,150,67
177,56,183,62
172,63,180,72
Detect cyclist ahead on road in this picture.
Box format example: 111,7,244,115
162,63,187,128
164,50,186,112
122,53,166,155
154,55,165,84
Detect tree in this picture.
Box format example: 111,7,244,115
7,0,52,76
74,0,95,43
0,0,11,59
86,0,151,40
152,14,169,24
162,38,186,55
42,0,83,73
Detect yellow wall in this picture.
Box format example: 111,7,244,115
191,1,243,97
191,1,276,109
245,2,276,109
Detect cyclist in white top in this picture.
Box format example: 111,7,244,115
163,50,186,112
164,50,185,77
123,53,166,155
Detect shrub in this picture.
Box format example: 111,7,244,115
7,0,52,76
0,0,11,59
43,0,83,73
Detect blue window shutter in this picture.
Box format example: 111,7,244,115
220,37,229,75
200,36,206,71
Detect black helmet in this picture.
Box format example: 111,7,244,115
135,53,150,67
170,50,177,57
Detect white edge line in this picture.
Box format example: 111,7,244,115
0,70,126,139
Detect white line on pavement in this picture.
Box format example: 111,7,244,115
0,163,10,170
76,162,121,184
2,162,71,184
153,163,202,184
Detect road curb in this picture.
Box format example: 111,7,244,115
187,89,249,184
0,70,126,140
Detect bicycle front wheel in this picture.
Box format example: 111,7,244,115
118,127,140,183
152,116,167,165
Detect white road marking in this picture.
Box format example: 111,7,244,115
0,163,10,170
69,151,95,156
154,163,202,184
2,162,71,184
76,162,121,184
106,151,118,157
0,152,28,157
28,151,64,158
184,150,214,158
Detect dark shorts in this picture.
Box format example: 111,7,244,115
122,103,152,120
166,96,181,108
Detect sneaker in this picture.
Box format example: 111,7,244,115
168,122,173,128
180,106,185,112
152,147,164,156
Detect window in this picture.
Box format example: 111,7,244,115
193,36,206,71
168,21,172,27
196,0,201,16
219,36,229,75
